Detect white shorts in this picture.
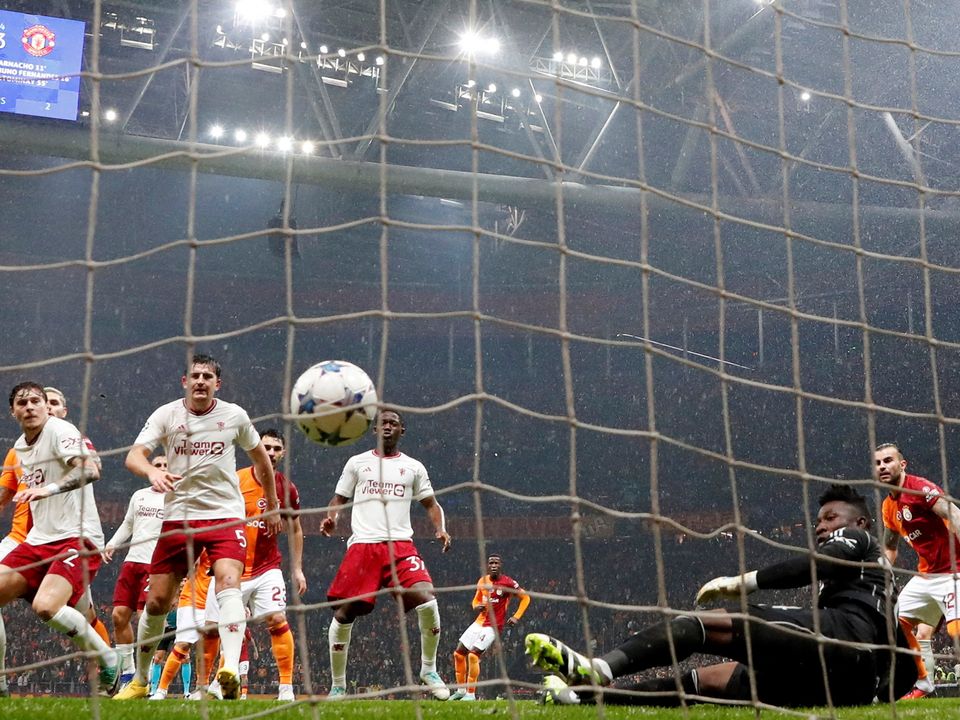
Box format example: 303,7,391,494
458,622,497,652
896,574,960,627
175,605,207,645
205,568,287,624
0,536,20,563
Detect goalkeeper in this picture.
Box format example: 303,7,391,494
526,484,916,707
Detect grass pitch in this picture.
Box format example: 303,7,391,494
0,697,957,720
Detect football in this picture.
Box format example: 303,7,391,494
290,360,378,446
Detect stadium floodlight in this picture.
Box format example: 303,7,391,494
800,90,811,101
319,44,329,54
337,48,346,57
578,57,588,66
459,31,500,56
301,140,315,154
217,24,223,34
552,51,563,62
255,132,271,148
103,108,118,122
511,87,521,98
276,136,293,152
566,53,577,64
487,83,497,93
534,94,543,103
357,52,365,61
274,7,287,18
466,79,476,88
590,56,602,69
300,41,307,50
209,124,224,139
236,0,273,21
375,55,385,66
234,128,248,143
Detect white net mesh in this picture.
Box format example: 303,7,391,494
1,0,959,711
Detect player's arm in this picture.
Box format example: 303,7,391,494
932,496,960,544
288,513,307,595
246,441,281,536
882,526,900,565
14,454,100,503
320,494,351,537
419,495,451,552
0,486,13,511
103,494,138,563
126,444,180,493
507,587,531,626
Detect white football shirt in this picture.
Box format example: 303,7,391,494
15,416,105,547
106,486,166,564
133,398,260,521
335,449,434,546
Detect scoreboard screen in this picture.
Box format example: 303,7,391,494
0,9,85,121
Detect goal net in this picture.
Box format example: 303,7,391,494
0,0,957,711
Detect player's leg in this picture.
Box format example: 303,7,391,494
403,582,448,700
328,600,371,696
150,640,191,700
117,571,180,698
0,539,20,697
33,571,120,693
897,577,944,698
457,626,495,701
0,561,29,697
211,556,245,699
250,569,295,700
451,640,470,700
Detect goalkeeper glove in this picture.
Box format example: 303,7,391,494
695,570,758,604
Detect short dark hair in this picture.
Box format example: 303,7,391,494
876,442,902,459
378,409,404,427
189,353,221,378
9,381,45,408
819,483,871,526
488,553,502,561
261,428,284,445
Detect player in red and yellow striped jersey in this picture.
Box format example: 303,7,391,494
204,429,304,701
450,554,530,701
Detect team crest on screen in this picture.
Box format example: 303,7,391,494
21,25,56,57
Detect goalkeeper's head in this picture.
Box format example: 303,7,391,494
815,483,871,542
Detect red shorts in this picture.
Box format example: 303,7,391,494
113,560,151,610
2,537,101,606
327,540,432,606
151,519,246,577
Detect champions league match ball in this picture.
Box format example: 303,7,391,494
290,360,378,446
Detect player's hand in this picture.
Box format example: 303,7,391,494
695,571,758,605
436,529,451,553
293,568,307,596
102,547,115,563
506,616,519,627
320,516,337,537
148,467,180,493
13,486,48,504
264,501,283,537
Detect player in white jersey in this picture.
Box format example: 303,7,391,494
103,454,167,684
115,354,281,701
0,382,119,695
321,409,452,700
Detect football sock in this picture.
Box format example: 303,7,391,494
328,618,353,688
215,588,246,672
159,646,189,692
137,612,168,684
899,619,928,683
179,660,192,693
919,638,936,683
604,615,705,679
45,605,117,670
270,621,295,684
117,644,136,676
467,651,480,693
415,599,441,673
454,650,467,684
202,634,220,684
91,616,111,646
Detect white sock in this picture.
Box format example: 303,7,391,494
45,605,117,669
919,638,936,680
215,588,246,672
136,612,168,684
415,599,441,674
0,611,6,690
117,643,136,675
328,618,352,688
